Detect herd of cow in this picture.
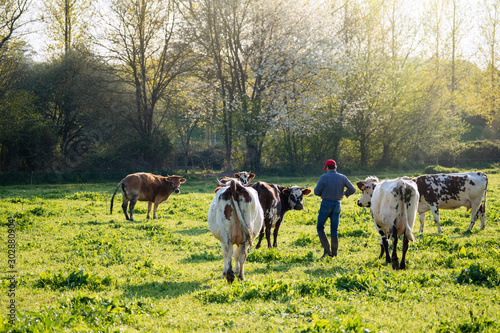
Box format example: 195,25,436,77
110,171,488,283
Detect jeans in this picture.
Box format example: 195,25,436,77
317,200,341,237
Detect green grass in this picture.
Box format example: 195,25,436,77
0,172,499,332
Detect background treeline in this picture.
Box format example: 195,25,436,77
2,0,500,178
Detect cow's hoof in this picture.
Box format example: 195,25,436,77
399,261,406,269
238,274,245,281
226,269,235,284
391,259,400,270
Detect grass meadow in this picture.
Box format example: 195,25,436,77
1,171,500,332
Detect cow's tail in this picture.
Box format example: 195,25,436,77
480,174,488,226
229,180,254,246
110,180,123,214
402,180,416,243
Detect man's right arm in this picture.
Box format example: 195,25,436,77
314,176,325,197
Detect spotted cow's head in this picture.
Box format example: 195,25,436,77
235,171,255,185
283,186,311,210
356,176,379,207
167,175,186,194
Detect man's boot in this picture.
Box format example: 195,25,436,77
331,236,339,257
318,232,332,259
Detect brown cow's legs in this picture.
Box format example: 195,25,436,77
129,199,137,221
147,202,153,219
153,202,160,219
121,199,130,220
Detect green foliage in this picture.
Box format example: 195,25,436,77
247,248,314,263
293,232,317,247
297,314,377,333
436,310,498,333
65,191,109,201
35,270,114,290
424,165,461,174
456,263,499,287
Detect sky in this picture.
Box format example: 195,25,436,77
17,0,489,64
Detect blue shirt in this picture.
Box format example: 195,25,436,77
314,170,356,202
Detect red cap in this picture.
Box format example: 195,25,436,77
323,159,336,170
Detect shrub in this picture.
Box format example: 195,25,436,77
456,263,499,287
35,269,114,290
65,191,109,201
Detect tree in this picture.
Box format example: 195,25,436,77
466,0,500,137
102,0,195,143
42,0,95,55
27,49,119,168
165,77,212,173
0,0,31,51
182,0,321,171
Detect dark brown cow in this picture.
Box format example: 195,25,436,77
110,172,186,221
249,181,311,249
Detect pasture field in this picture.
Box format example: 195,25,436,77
1,172,500,332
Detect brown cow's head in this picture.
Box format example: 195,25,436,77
283,186,311,210
234,171,255,185
356,176,379,207
167,175,186,194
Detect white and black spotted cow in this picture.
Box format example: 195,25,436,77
208,180,264,283
413,172,488,233
357,176,419,270
249,181,311,249
217,171,255,187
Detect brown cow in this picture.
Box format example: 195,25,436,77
110,172,186,221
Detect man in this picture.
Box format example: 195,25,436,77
314,159,356,258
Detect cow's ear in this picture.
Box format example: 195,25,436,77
234,173,240,178
302,188,311,196
214,186,221,193
249,173,255,179
282,188,291,196
180,178,186,183
356,181,365,191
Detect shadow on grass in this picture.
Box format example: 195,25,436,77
252,263,293,274
174,226,210,236
180,251,222,263
304,265,348,277
124,280,204,299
